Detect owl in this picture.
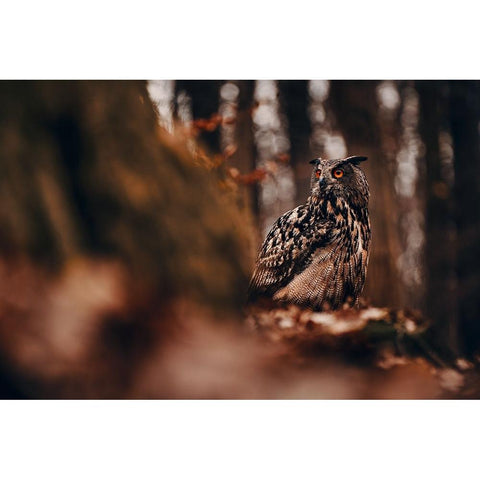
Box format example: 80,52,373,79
248,155,371,310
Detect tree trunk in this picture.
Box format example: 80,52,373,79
416,80,458,354
449,80,480,356
277,80,313,205
230,80,259,215
175,80,223,153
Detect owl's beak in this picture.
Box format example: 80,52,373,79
318,177,327,189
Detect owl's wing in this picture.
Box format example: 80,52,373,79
248,206,331,301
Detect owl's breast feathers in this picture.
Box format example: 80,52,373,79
248,194,370,310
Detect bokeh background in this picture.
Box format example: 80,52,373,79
0,80,478,398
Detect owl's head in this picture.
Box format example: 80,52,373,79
309,156,369,207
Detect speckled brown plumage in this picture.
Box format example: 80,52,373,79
248,155,371,310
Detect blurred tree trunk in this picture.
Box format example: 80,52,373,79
449,80,480,356
230,80,259,216
328,80,403,307
278,80,313,205
416,80,458,353
175,80,223,153
0,80,251,311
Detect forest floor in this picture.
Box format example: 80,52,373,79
245,303,480,399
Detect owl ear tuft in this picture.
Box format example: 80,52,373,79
309,158,321,165
345,156,367,165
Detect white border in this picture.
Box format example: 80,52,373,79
0,400,478,479
2,1,480,78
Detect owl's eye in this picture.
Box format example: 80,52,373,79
333,168,344,179
315,170,321,178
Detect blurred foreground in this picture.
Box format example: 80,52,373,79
0,80,478,399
